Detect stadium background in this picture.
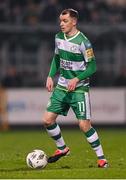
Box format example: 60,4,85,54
0,0,126,127
0,0,126,179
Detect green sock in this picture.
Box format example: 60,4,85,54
46,123,66,150
85,127,105,159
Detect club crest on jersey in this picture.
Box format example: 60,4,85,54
70,45,78,53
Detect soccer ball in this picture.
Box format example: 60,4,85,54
26,149,48,169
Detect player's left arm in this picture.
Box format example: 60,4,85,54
67,61,96,91
67,40,96,91
77,60,96,81
77,40,96,81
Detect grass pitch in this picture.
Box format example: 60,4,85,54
0,127,126,179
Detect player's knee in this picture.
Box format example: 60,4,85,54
79,120,91,132
42,116,52,127
42,112,56,127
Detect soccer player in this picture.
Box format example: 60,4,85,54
42,8,108,168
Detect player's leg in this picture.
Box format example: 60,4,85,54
43,111,67,150
42,88,70,163
43,111,70,163
79,120,108,167
71,92,108,167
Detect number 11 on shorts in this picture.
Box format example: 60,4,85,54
78,101,85,112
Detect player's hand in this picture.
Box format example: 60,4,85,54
67,77,79,91
46,77,54,92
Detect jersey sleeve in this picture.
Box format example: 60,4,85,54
77,60,97,81
48,54,60,77
54,34,59,55
48,35,60,77
80,39,95,62
77,38,96,81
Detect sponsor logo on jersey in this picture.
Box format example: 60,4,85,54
60,59,73,70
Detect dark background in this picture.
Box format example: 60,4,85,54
0,0,126,88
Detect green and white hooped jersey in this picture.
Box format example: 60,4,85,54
55,31,95,89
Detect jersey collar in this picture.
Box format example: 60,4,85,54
64,31,80,41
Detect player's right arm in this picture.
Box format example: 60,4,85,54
46,54,60,92
46,35,60,92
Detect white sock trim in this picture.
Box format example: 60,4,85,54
87,132,98,143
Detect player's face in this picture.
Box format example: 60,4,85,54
59,13,77,35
